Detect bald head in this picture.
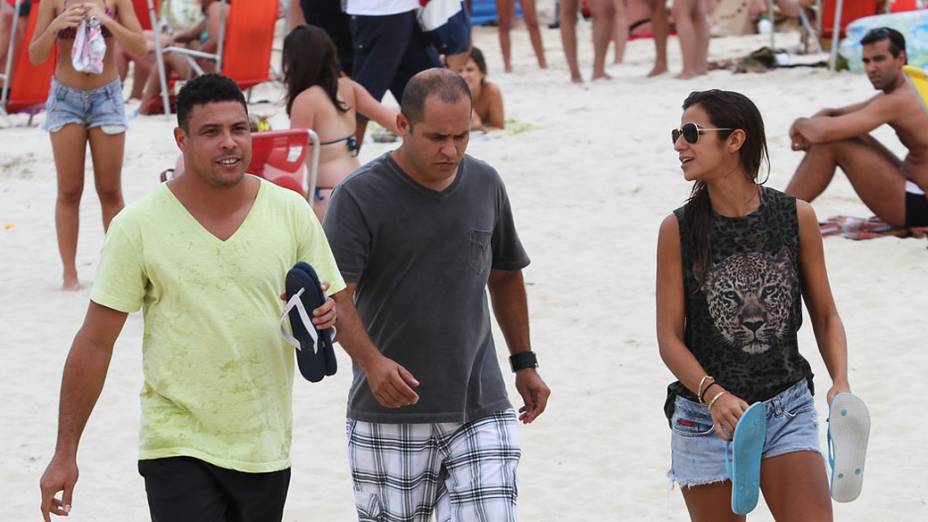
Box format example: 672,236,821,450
400,68,472,126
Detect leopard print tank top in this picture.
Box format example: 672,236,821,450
665,186,813,418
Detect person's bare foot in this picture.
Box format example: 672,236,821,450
570,73,584,83
592,71,613,80
62,272,81,291
647,63,668,77
504,64,513,73
675,70,699,79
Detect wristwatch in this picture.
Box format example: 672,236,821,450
509,351,538,373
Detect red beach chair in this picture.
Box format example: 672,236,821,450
246,129,321,203
1,0,55,124
821,0,878,39
133,0,159,31
152,0,278,114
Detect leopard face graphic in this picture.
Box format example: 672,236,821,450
702,249,795,354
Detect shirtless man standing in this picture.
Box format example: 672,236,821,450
785,27,928,228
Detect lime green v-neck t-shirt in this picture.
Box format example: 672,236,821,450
90,178,346,473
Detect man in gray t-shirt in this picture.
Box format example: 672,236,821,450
324,68,550,521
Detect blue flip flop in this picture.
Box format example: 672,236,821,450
828,393,870,502
725,402,766,515
280,262,336,383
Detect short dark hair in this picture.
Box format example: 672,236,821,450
176,73,248,130
861,27,906,60
400,68,472,126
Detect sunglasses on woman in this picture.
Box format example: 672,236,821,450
671,122,733,145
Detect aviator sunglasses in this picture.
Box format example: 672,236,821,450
671,122,733,145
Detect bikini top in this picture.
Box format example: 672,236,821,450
58,0,114,40
320,135,361,157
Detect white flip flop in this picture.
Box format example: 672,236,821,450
828,393,870,502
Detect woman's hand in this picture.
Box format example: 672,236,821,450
826,381,851,406
49,4,86,33
80,2,114,26
708,389,749,441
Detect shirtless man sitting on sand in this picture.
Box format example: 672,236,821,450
785,27,928,229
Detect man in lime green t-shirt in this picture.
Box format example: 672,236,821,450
38,74,346,522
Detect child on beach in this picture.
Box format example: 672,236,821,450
455,46,505,130
656,89,851,520
29,0,145,290
282,24,398,222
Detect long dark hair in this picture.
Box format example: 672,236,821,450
469,46,488,84
681,90,770,282
282,25,347,117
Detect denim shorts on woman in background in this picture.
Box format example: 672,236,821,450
42,78,126,134
668,379,822,488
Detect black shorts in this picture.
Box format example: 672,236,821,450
138,457,290,522
300,0,354,74
905,186,928,227
349,10,440,105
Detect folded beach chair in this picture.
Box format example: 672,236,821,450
1,0,55,125
152,0,278,114
246,129,321,204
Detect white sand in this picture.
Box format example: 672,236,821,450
2,19,927,521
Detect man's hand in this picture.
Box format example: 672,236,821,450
39,454,78,521
515,369,550,424
279,282,336,330
363,355,420,408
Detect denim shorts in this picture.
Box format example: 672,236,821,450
42,78,126,134
669,380,821,488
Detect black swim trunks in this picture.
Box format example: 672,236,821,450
905,182,928,227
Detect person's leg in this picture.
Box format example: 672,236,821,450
693,0,711,75
87,128,125,230
346,419,444,521
680,482,746,522
559,0,582,82
785,136,907,227
0,5,14,75
350,12,411,145
648,0,669,76
211,464,291,522
612,0,627,64
522,0,548,68
673,0,701,78
761,454,832,520
589,0,615,79
496,0,514,72
434,410,521,522
50,124,88,291
138,457,229,522
387,11,441,106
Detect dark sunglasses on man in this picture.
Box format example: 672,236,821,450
672,122,733,145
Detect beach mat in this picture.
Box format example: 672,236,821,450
820,215,928,240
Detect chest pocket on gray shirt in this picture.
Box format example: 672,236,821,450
468,230,492,276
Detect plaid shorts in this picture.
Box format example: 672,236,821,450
347,409,521,522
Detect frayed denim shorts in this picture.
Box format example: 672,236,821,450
42,78,126,134
668,379,821,488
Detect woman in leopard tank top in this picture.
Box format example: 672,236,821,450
656,90,851,521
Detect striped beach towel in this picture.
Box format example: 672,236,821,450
820,216,928,240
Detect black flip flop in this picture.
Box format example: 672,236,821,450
280,262,336,382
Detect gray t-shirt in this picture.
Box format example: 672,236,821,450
324,152,530,423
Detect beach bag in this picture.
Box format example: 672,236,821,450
417,0,470,55
71,17,106,75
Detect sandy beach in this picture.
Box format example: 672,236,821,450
2,16,927,521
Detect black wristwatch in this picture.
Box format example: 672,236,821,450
509,351,538,373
